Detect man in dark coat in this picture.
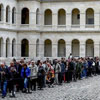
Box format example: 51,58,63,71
0,63,9,98
37,62,45,90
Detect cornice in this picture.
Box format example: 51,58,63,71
1,27,100,34
17,0,100,3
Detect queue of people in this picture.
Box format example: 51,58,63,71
0,57,100,98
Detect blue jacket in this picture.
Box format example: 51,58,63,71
60,63,65,73
21,67,30,78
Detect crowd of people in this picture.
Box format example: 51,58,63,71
0,56,100,98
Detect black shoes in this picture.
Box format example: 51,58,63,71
2,95,6,98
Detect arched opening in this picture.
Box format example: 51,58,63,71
36,39,39,57
86,8,94,25
58,9,66,25
58,39,66,57
72,8,80,25
72,39,80,57
86,39,94,57
21,39,29,57
12,7,16,24
0,4,4,21
36,8,39,25
44,9,52,25
12,39,16,57
6,38,10,57
0,38,3,57
44,39,52,57
21,8,29,24
6,6,10,23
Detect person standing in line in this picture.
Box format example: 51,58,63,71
42,61,48,87
58,60,65,85
37,62,45,90
30,61,38,91
0,63,9,98
76,59,83,80
68,59,74,82
21,63,31,93
9,62,18,97
53,60,61,85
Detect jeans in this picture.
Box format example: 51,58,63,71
81,69,87,78
24,78,28,88
54,73,58,84
1,81,7,96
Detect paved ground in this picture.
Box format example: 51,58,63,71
1,75,100,100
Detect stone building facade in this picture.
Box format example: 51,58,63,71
0,0,100,60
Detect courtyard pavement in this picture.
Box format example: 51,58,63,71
1,75,100,100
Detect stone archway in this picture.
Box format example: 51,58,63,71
72,39,80,57
6,38,10,57
21,8,29,24
86,8,94,25
21,39,29,57
58,39,66,57
44,9,52,25
72,8,80,25
12,39,16,57
44,39,52,57
86,39,94,57
58,9,66,25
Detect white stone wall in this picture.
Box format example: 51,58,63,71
0,0,100,60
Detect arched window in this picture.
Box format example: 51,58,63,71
44,9,52,25
21,8,29,24
6,38,10,57
6,6,10,23
72,39,80,57
36,8,39,25
12,39,16,57
36,39,39,57
72,8,80,25
58,9,66,25
86,8,94,25
58,39,66,57
21,39,29,57
44,39,52,57
12,7,16,24
0,38,3,57
86,39,94,57
0,4,4,21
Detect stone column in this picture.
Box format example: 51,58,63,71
2,7,5,23
52,13,57,30
94,10,99,29
3,7,6,25
10,9,12,25
40,11,44,27
2,39,6,57
66,13,71,30
14,42,17,57
80,11,85,29
30,11,36,28
16,41,21,58
80,41,85,57
66,41,71,58
9,41,12,57
94,42,99,57
16,9,21,28
38,40,44,58
52,43,58,57
29,42,36,58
